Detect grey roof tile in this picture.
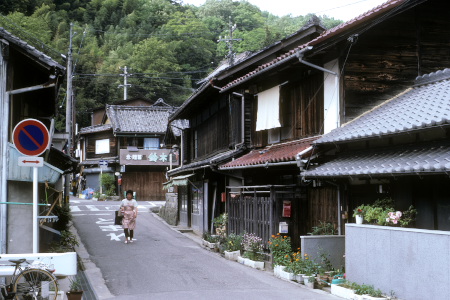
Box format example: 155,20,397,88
107,105,173,134
79,124,112,135
315,69,450,144
304,140,450,178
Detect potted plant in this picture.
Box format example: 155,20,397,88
268,234,292,277
223,233,242,261
353,205,367,224
240,232,265,270
66,277,83,300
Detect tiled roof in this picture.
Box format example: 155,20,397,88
220,0,405,92
303,139,450,178
168,148,246,176
315,69,450,144
220,137,319,170
107,105,173,134
170,119,190,137
79,124,112,135
0,27,65,71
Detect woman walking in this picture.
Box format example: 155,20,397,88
120,190,138,244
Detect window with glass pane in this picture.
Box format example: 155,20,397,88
144,138,160,149
191,182,203,214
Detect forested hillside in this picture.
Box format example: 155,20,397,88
0,0,341,128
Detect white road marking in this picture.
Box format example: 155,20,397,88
107,233,124,241
99,225,122,232
70,206,81,212
86,205,100,211
96,218,113,224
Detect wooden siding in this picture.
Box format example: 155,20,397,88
343,2,450,122
85,131,116,159
122,171,167,201
308,186,338,233
229,95,242,147
192,106,229,159
251,74,324,147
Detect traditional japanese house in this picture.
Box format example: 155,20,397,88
0,27,72,253
166,19,326,235
213,0,450,248
302,69,450,299
78,99,178,200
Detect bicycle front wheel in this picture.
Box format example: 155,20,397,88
12,268,58,300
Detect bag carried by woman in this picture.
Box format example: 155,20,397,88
114,210,123,225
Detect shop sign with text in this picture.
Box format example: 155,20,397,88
119,149,179,166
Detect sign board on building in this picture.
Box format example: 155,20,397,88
13,119,50,157
119,149,179,166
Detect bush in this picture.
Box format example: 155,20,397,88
242,232,264,261
308,221,337,235
268,234,292,266
49,230,79,253
100,173,116,196
224,233,242,252
52,204,72,231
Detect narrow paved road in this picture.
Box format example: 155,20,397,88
70,199,337,300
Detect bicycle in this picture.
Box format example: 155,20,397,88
0,258,58,300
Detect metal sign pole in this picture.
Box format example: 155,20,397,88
33,166,38,253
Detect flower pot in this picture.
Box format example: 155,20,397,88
279,269,294,281
356,215,364,224
303,276,315,289
331,284,355,299
273,265,285,277
224,250,240,261
363,296,388,300
244,258,264,270
66,291,83,300
353,295,365,300
295,274,305,283
237,256,247,264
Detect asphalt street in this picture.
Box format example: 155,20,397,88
70,198,339,300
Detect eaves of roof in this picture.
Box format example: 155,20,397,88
167,148,246,176
303,139,450,178
169,81,213,121
0,27,65,71
219,136,319,170
220,0,411,92
79,124,113,135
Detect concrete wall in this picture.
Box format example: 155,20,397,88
300,235,345,270
346,224,450,300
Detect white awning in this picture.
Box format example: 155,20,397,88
256,85,281,131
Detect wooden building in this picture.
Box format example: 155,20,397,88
168,0,450,248
167,18,326,237
78,99,179,200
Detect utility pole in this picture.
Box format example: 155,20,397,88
64,23,74,203
217,17,242,66
119,66,132,100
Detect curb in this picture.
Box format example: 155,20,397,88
69,223,114,300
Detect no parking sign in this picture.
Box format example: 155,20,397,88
13,119,50,157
